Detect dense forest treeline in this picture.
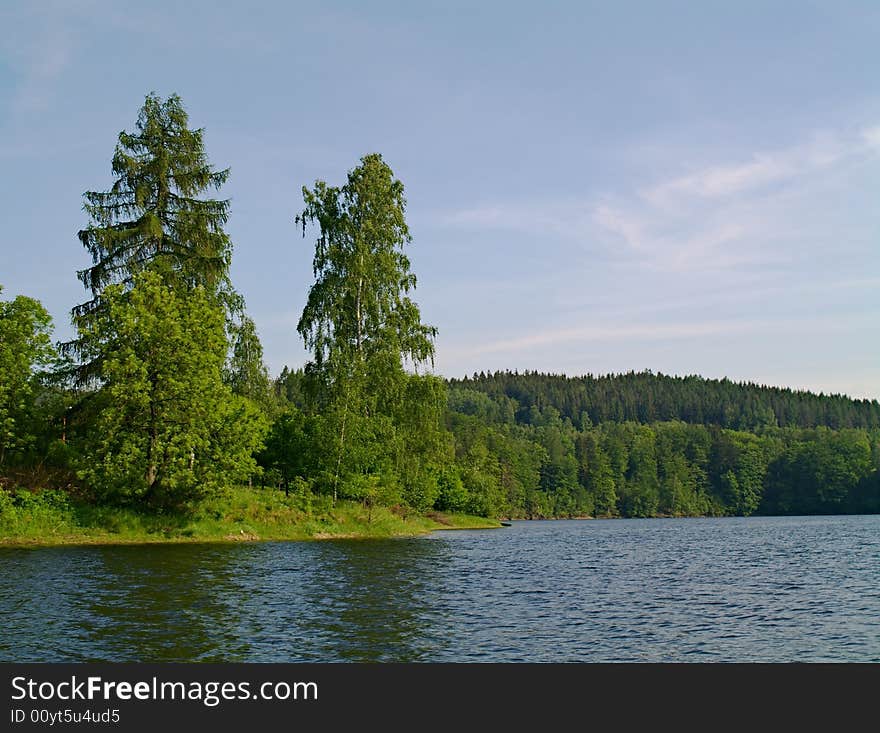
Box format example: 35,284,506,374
450,370,880,431
2,92,878,530
269,368,880,518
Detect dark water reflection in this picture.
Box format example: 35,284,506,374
1,516,878,662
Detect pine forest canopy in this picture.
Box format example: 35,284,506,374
450,370,880,432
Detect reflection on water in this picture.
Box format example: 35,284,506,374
0,539,450,662
1,516,879,662
83,544,258,661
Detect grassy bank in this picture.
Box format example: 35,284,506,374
0,485,500,548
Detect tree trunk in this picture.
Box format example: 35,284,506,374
146,410,158,489
145,376,159,502
332,405,347,504
356,275,363,355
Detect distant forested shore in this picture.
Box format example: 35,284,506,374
451,370,880,431
269,367,880,519
2,92,877,546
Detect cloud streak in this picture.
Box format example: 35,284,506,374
442,124,880,275
439,123,880,392
453,312,876,358
641,133,849,205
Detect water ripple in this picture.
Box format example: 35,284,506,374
1,515,879,661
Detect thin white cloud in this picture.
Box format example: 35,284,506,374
460,313,875,357
591,204,645,251
552,275,880,317
596,129,876,272
645,154,793,203
641,133,850,207
442,125,880,275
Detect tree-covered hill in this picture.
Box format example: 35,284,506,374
265,366,880,519
449,370,880,431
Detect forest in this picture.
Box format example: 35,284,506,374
1,92,878,535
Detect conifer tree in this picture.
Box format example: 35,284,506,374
68,93,268,508
68,92,240,381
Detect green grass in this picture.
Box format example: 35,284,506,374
0,485,500,548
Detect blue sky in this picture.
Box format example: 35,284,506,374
1,1,878,398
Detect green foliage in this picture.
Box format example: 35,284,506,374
0,287,56,464
67,92,274,396
296,153,436,375
435,468,470,512
225,315,275,411
452,370,880,431
442,386,880,519
621,427,660,517
75,271,268,510
294,153,440,501
74,93,234,318
0,488,75,538
761,429,873,514
709,431,767,515
448,387,516,424
537,423,582,516
577,432,617,517
274,366,308,408
258,407,319,490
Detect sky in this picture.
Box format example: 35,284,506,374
1,1,878,399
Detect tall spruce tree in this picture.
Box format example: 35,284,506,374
68,92,239,381
69,93,268,508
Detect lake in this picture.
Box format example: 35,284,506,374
1,515,878,662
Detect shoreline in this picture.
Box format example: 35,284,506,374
0,514,501,550
0,487,501,550
0,516,502,550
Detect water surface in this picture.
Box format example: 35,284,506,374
1,516,878,662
